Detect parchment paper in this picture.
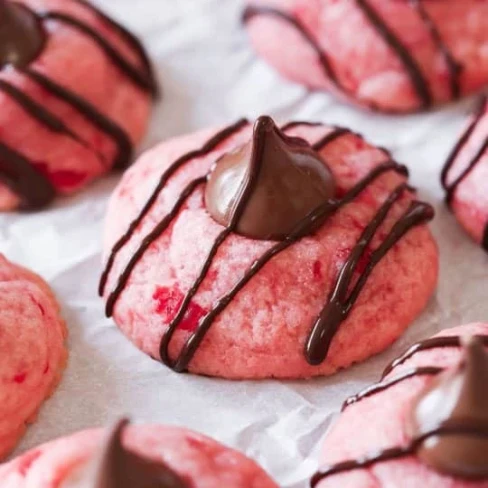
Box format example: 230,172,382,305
1,1,487,487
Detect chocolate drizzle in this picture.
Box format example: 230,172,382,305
64,419,189,488
21,67,133,170
311,424,488,486
310,334,488,486
100,117,433,373
41,11,155,96
0,78,88,150
383,334,488,377
441,97,488,250
305,190,432,365
355,0,431,108
409,0,461,100
243,0,462,110
99,118,249,310
242,6,342,93
70,0,158,98
0,140,55,209
342,366,442,410
0,0,157,209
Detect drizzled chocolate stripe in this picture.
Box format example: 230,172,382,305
281,122,389,158
279,123,351,152
310,334,488,485
0,140,55,209
441,97,487,204
281,121,323,131
41,11,154,95
306,189,433,365
105,176,206,317
244,2,433,109
311,423,488,486
356,0,431,109
342,366,441,410
410,0,461,99
71,0,158,98
100,119,249,306
21,67,132,170
445,139,488,207
312,128,351,151
383,334,488,377
160,161,416,373
0,79,83,145
0,1,155,208
340,334,488,410
242,7,343,91
440,97,488,250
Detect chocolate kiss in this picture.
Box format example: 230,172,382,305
205,116,336,240
62,419,190,488
409,337,488,479
0,0,46,69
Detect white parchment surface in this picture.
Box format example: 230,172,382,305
1,1,488,487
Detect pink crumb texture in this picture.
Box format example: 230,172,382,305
315,323,488,488
0,0,152,210
0,424,278,487
101,120,438,379
444,102,488,246
0,254,67,460
244,0,488,112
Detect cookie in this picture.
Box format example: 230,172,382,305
0,0,157,211
311,323,488,488
243,0,488,113
0,254,66,458
99,116,438,379
0,418,278,487
442,97,488,251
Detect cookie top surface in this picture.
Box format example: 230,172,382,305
100,118,438,379
0,420,278,488
442,97,488,250
312,322,488,488
0,0,157,211
243,0,487,113
0,254,66,459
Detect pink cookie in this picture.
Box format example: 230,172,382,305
442,97,488,251
312,323,488,488
0,254,66,459
100,116,438,379
0,419,278,488
0,0,157,211
243,0,488,113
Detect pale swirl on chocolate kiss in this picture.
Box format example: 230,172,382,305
61,419,189,488
311,337,488,486
205,115,336,240
408,336,488,479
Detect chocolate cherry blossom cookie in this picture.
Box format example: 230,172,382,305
99,117,438,379
0,0,157,211
442,97,488,251
0,254,66,458
311,323,488,487
0,418,278,488
242,1,488,113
